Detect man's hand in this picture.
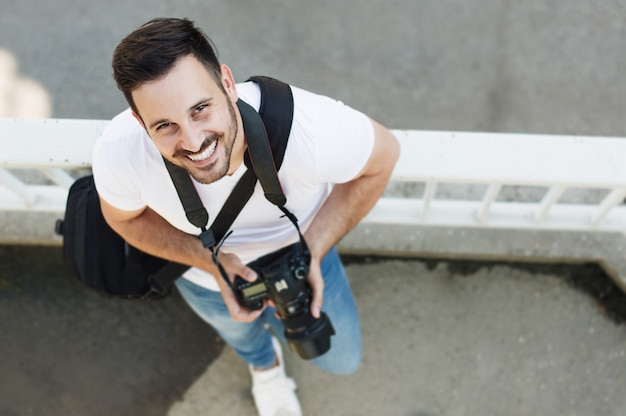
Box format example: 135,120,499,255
212,250,266,322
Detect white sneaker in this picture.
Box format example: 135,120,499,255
249,337,302,416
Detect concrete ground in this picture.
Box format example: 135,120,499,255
2,246,626,415
169,256,626,416
2,1,626,415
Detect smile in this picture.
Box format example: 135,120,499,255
187,140,217,161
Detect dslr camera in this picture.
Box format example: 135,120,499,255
233,241,335,360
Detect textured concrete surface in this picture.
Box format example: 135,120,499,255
2,1,626,415
169,257,626,416
2,246,626,415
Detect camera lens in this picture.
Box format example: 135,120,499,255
285,312,335,359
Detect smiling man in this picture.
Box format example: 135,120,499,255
93,18,399,416
134,55,242,184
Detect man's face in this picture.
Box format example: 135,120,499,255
131,55,242,184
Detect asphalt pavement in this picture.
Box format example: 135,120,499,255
2,1,626,415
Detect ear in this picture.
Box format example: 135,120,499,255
219,64,239,103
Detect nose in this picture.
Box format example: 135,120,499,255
179,123,205,153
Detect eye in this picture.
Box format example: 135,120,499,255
156,122,171,131
195,104,207,113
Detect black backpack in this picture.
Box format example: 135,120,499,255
55,76,294,299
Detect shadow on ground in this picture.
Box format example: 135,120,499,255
0,246,224,416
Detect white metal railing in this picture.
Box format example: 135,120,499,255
1,118,626,235
0,118,108,212
370,130,626,233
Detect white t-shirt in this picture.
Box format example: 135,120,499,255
92,81,375,291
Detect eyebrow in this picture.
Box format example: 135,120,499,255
147,98,214,130
148,118,170,131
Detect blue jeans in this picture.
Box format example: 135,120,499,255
175,247,361,374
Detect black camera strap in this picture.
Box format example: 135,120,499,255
212,98,309,292
146,76,296,296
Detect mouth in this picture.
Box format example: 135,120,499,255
187,140,217,162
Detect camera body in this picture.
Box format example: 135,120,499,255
233,241,335,359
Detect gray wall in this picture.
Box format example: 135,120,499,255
2,1,625,136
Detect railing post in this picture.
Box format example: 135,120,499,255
421,180,437,220
534,186,567,223
41,168,76,190
0,168,37,207
476,183,502,224
591,188,626,227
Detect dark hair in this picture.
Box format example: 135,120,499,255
112,17,222,114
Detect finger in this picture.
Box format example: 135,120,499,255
237,265,258,283
219,252,257,283
223,288,265,322
308,271,324,319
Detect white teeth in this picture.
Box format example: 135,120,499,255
188,141,217,161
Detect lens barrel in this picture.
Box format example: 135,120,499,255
285,312,335,359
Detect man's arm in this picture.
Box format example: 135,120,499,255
303,118,400,317
99,198,261,322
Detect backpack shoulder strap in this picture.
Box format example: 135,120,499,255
242,76,294,207
247,76,294,171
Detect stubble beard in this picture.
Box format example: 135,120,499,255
175,100,239,184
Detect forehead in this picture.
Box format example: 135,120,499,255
131,55,221,120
